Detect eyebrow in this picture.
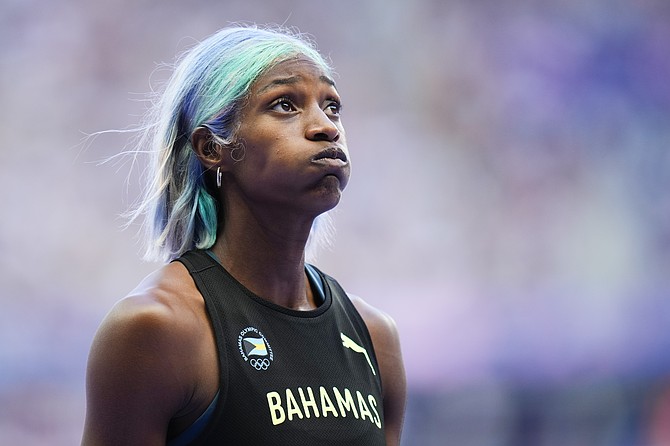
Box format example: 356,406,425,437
258,75,337,94
320,75,336,88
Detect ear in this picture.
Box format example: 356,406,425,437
191,126,225,170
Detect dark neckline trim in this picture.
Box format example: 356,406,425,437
200,250,332,318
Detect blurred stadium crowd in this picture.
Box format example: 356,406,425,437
1,0,669,444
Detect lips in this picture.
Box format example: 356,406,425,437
313,147,348,163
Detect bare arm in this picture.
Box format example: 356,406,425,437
350,295,407,446
81,295,194,445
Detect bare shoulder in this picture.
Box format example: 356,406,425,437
97,262,204,357
82,262,214,445
348,293,407,446
348,293,400,341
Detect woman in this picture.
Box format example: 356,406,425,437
82,26,406,445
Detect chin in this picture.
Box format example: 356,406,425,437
313,176,345,210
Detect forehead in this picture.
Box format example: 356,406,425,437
253,56,336,93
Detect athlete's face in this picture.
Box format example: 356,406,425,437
228,57,350,216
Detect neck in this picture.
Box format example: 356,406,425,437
210,207,318,311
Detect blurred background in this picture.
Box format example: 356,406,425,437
1,0,669,444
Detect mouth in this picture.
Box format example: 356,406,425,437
313,147,348,163
310,146,350,189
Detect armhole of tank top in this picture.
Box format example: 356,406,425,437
171,251,229,445
166,390,220,446
323,274,383,376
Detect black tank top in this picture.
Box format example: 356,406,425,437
174,250,386,445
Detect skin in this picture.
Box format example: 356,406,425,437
82,57,406,445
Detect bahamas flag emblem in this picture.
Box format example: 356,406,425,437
238,326,273,370
243,337,268,357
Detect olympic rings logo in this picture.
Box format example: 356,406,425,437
249,358,271,370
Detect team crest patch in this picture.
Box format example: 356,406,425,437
238,326,274,371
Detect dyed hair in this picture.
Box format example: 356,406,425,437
129,26,334,262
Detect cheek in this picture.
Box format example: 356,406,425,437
237,141,289,179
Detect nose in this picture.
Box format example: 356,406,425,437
305,106,340,142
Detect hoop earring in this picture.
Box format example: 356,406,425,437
216,167,222,188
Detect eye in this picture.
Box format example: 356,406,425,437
325,100,342,116
271,97,296,113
